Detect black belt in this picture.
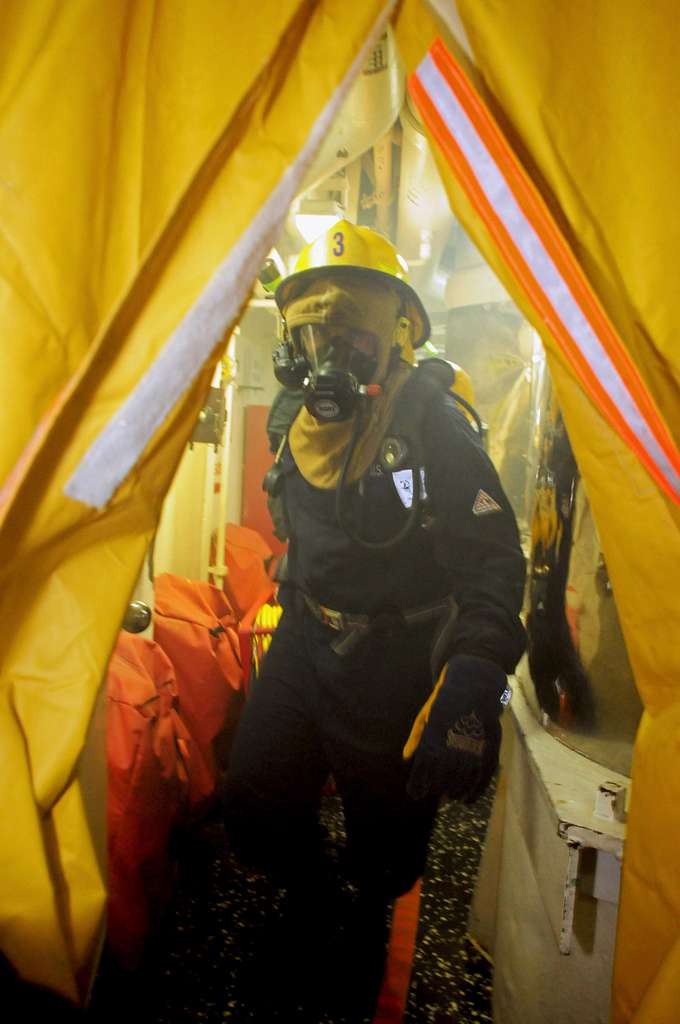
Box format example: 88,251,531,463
302,592,453,656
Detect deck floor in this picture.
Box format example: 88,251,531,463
11,787,495,1023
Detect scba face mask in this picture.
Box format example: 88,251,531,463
300,323,378,422
299,323,378,382
295,323,382,423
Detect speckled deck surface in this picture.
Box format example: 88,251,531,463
405,789,494,1024
10,788,494,1023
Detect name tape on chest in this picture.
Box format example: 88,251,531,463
472,489,502,516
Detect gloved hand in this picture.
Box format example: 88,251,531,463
403,654,508,803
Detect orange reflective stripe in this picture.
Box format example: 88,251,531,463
409,68,666,496
410,39,680,505
431,41,674,467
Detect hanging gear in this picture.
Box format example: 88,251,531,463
526,394,596,729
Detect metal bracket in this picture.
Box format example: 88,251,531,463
559,840,582,955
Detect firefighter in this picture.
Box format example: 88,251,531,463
222,221,526,1019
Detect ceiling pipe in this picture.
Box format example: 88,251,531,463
396,90,453,308
372,126,394,238
298,26,405,194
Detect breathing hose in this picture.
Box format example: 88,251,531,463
450,390,485,436
335,397,423,551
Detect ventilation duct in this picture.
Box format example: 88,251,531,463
396,89,452,306
300,26,405,193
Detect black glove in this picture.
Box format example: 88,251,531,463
403,653,508,803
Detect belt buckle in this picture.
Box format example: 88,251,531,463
319,604,344,631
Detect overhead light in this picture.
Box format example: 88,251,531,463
294,197,344,243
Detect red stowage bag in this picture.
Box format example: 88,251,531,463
209,523,275,620
153,573,244,811
106,632,206,968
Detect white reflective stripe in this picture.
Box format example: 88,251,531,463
65,3,396,509
416,54,680,500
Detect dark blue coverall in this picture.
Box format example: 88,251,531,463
222,373,526,1014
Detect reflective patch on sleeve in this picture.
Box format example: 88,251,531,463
472,489,502,515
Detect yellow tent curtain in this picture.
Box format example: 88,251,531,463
394,2,680,1021
0,0,393,1001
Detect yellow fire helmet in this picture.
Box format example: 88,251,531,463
275,219,430,348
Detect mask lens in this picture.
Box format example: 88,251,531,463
297,324,328,374
297,324,378,383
